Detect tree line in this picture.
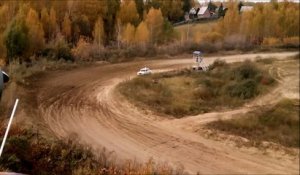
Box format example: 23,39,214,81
0,0,298,63
193,1,299,50
0,0,193,63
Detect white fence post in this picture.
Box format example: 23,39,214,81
0,98,19,157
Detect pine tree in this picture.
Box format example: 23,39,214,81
5,20,28,61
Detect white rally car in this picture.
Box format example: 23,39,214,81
137,67,152,75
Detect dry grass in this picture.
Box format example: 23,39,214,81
0,122,184,174
5,58,78,85
206,99,300,148
118,60,275,117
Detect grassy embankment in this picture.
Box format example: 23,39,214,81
0,123,182,174
118,60,275,117
207,99,299,148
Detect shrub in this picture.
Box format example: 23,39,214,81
193,86,213,100
262,37,281,46
223,34,249,50
282,37,300,48
232,61,259,80
255,73,275,85
226,79,258,99
71,37,92,61
255,57,274,64
209,59,227,70
44,34,73,61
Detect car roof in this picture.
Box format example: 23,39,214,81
140,67,150,70
193,51,201,55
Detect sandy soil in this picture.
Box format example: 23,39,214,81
23,52,299,174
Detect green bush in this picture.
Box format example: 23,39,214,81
44,35,73,61
232,61,259,80
226,79,258,99
209,59,228,70
5,20,28,62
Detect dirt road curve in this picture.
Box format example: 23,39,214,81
35,52,299,174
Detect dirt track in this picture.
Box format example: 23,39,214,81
33,52,299,174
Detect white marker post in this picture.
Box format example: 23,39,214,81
0,98,19,157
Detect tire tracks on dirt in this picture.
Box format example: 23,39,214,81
32,52,299,174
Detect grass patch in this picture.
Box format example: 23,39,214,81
255,56,275,64
118,60,275,118
206,99,299,148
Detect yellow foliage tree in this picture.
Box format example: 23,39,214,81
25,8,45,57
145,7,164,44
135,21,149,44
49,7,58,39
122,23,135,44
0,5,10,32
0,34,6,61
62,13,72,41
93,17,104,46
41,7,51,40
222,2,241,35
118,0,139,25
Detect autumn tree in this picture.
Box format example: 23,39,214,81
62,13,72,41
0,5,10,61
145,7,164,44
160,0,184,22
51,1,68,25
118,0,139,26
122,23,135,44
74,15,91,37
49,7,58,39
72,0,106,26
0,5,10,32
25,8,45,57
103,0,120,45
41,8,51,41
249,5,265,43
220,2,241,35
93,17,105,46
0,34,6,62
135,21,149,44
